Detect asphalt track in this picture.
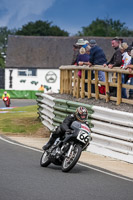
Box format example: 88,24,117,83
0,136,133,200
0,99,133,200
0,99,36,108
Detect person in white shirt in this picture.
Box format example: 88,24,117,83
119,43,131,98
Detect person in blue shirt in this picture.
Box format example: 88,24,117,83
78,40,107,93
89,40,107,82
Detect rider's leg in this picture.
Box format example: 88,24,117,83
42,127,61,150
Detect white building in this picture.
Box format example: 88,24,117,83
5,68,60,93
5,35,74,93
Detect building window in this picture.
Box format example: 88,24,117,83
18,69,37,76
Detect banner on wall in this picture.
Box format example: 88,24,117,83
0,89,42,99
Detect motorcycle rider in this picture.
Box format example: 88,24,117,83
2,91,11,104
42,106,89,150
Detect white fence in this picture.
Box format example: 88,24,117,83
36,93,133,163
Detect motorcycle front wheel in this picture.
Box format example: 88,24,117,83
62,144,82,172
40,151,51,167
5,101,10,107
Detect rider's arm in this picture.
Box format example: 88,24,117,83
7,94,10,98
60,114,75,133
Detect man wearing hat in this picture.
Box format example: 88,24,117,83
71,39,86,65
76,38,86,46
89,39,107,82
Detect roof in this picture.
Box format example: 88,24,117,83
5,35,75,69
5,35,133,69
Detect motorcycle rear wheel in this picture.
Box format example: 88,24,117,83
62,144,82,172
40,151,51,167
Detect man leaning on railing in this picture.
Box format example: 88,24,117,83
78,39,107,94
103,37,122,97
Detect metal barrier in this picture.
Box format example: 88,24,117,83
36,93,133,163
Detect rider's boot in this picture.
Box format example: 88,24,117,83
42,136,56,150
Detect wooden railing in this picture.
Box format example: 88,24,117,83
60,65,133,105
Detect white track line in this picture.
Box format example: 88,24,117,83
0,136,42,153
0,136,133,182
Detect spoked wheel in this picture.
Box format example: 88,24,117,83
40,151,51,167
62,144,82,172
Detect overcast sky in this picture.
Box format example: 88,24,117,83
0,0,133,35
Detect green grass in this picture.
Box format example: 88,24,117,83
0,105,50,136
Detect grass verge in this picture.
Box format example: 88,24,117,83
0,105,50,137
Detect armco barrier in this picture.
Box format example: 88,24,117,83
36,93,133,163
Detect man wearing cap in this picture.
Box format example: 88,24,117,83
89,39,107,82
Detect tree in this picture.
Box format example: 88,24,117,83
78,18,133,37
16,20,69,36
0,27,16,68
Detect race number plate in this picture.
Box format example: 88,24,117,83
77,131,89,144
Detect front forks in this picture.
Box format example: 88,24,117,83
66,144,74,157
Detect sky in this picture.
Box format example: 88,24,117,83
0,0,133,36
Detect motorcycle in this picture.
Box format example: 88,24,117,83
40,121,91,172
3,96,10,107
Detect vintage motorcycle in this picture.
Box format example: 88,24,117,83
40,121,91,172
3,96,10,107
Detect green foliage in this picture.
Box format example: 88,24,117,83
0,105,44,135
78,18,133,37
15,20,69,36
0,55,5,68
0,26,16,47
0,26,16,68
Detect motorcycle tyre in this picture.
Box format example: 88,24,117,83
62,144,82,172
5,101,10,107
40,151,51,167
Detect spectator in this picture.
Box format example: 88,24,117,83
105,38,122,69
89,40,107,94
71,39,86,65
79,40,107,80
71,44,80,65
77,47,90,65
77,45,91,66
129,41,133,49
78,40,107,94
103,38,122,96
125,49,133,99
120,43,131,69
77,46,91,78
38,84,44,92
119,43,131,98
83,40,90,48
114,36,124,45
125,47,133,83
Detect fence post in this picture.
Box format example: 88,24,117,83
105,72,110,102
95,71,99,100
81,70,85,98
88,70,91,98
76,75,80,98
73,70,77,97
117,73,122,105
69,70,72,94
60,69,64,94
65,70,69,94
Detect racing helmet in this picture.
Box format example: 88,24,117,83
75,106,88,122
4,91,7,95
